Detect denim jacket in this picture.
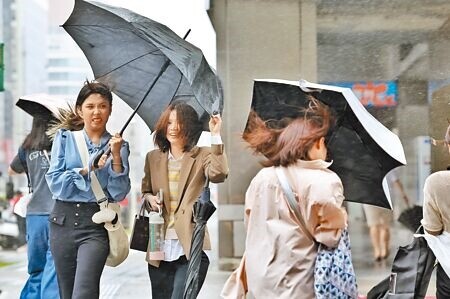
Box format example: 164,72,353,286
45,129,131,202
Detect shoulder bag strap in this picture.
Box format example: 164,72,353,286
72,130,107,203
275,167,315,242
18,147,32,193
25,172,32,193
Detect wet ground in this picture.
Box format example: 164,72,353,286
0,219,437,298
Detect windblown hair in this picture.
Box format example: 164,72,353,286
47,105,84,139
153,102,202,153
47,80,112,139
23,117,56,151
243,97,334,167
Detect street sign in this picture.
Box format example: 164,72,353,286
325,81,398,108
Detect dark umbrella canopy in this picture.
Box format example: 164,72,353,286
245,79,407,209
183,185,216,299
398,205,423,232
63,0,223,131
17,94,74,120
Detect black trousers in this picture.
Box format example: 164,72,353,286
437,263,450,299
49,201,109,299
148,252,210,299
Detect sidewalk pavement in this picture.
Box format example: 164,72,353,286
0,249,228,299
0,220,438,298
350,219,436,298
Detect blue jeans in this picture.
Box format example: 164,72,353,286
20,215,59,299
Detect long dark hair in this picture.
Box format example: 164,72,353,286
243,97,334,167
47,80,113,137
153,102,202,153
22,117,56,151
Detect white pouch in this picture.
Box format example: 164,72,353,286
13,193,31,218
419,231,450,278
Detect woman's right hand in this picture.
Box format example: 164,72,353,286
209,114,222,136
143,193,161,211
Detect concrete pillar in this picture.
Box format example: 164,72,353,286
396,79,429,204
430,85,450,171
209,0,317,269
429,22,450,172
300,0,317,82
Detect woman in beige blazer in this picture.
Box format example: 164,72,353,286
141,102,228,298
222,97,347,299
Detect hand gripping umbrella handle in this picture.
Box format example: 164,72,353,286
92,148,109,168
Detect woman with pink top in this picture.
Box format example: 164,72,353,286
222,97,348,298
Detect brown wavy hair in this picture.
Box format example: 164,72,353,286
153,102,202,152
243,96,334,167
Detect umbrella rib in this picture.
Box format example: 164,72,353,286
95,49,164,80
191,85,212,117
331,102,384,170
65,24,167,80
65,23,167,59
326,102,348,147
91,57,171,167
64,24,143,30
168,71,184,105
65,24,175,60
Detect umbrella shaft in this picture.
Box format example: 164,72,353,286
118,29,191,135
119,59,171,135
183,29,191,39
95,57,171,167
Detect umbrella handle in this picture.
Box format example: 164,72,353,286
92,147,111,168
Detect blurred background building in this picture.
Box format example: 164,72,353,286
208,0,450,268
1,0,49,193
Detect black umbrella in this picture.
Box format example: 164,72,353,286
183,182,216,299
398,205,423,232
245,79,407,209
63,0,223,132
63,1,221,291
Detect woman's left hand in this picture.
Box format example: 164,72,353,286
109,133,123,157
209,114,222,136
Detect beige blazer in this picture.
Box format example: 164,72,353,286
142,144,228,266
